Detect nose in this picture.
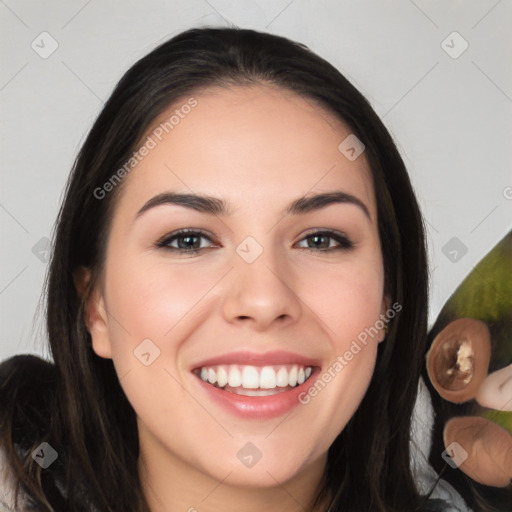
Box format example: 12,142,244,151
221,240,303,332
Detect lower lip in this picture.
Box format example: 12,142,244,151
192,367,320,420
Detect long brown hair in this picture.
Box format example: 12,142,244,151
1,27,433,511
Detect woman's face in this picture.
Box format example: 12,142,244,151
84,84,388,490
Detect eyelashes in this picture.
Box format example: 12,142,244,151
296,230,354,252
154,228,355,256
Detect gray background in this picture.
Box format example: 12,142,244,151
1,0,511,362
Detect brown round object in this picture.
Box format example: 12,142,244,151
444,416,512,487
426,318,491,403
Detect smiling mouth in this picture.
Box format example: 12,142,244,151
193,363,315,396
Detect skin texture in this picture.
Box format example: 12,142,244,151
79,84,389,512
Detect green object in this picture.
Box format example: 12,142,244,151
483,409,512,435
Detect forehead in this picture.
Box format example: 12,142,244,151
116,84,375,218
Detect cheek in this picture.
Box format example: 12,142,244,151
104,258,212,354
299,256,385,344
101,259,211,432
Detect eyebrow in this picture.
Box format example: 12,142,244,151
135,190,371,221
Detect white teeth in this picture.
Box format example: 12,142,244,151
217,366,228,387
241,366,259,389
276,367,288,387
260,366,277,389
197,363,314,390
228,366,241,387
288,365,298,386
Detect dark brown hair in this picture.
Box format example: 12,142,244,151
1,26,436,511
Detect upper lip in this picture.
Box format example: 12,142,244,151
191,350,321,371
